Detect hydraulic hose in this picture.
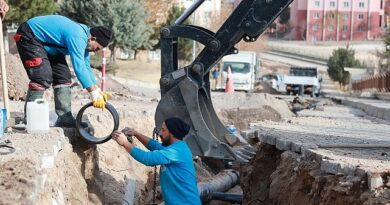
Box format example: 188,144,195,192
75,102,119,144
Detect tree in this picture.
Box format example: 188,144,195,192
60,0,152,61
144,0,172,49
4,0,58,26
327,46,360,86
378,28,390,73
278,7,290,25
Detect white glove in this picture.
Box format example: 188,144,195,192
89,88,107,109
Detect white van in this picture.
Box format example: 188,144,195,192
216,51,259,92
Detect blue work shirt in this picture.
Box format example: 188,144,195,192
131,139,201,205
27,15,96,88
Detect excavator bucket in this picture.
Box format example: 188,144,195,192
155,0,294,162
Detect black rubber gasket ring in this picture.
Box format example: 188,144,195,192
76,102,119,144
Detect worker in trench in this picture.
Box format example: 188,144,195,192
111,117,202,205
14,15,112,128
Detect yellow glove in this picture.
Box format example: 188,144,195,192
90,88,107,109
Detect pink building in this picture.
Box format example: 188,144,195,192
289,0,386,41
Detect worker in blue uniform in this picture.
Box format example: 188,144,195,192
111,117,201,205
14,15,112,127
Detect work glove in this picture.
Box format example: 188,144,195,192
122,127,135,143
89,88,107,109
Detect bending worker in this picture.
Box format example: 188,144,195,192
14,15,112,127
111,117,201,205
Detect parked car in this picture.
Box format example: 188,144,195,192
259,74,286,93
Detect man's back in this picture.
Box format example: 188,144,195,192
159,140,201,205
27,15,89,53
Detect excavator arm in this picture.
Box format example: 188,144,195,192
155,0,294,162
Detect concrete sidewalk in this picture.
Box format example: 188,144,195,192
327,94,390,121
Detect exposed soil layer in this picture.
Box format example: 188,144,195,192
241,144,390,205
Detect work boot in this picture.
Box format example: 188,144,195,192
23,89,45,124
54,87,74,127
54,87,88,128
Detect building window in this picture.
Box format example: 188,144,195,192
343,14,349,20
358,14,364,20
328,25,334,31
327,37,334,41
342,25,348,32
344,2,349,7
313,12,320,19
358,25,364,32
330,13,336,19
330,1,336,7
359,2,365,8
315,1,320,7
313,24,319,31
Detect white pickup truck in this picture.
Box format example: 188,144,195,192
284,67,321,97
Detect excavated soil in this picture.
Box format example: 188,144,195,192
241,144,390,205
212,92,293,130
0,54,29,101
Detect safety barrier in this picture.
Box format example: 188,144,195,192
352,72,390,92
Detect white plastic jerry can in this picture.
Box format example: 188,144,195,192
26,99,50,134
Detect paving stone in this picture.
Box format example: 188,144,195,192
275,138,292,151
302,148,317,161
321,159,340,174
291,142,302,153
339,163,356,176
266,134,276,145
368,172,384,190
314,152,325,163
355,167,367,178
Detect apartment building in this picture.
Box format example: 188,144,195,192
289,0,386,41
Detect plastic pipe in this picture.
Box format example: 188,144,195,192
198,169,239,202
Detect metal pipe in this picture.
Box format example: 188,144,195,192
175,0,205,25
211,192,243,204
197,169,240,202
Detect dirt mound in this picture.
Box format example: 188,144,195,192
0,54,29,100
219,105,282,130
212,92,293,130
253,81,280,94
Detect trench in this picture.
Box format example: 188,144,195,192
52,104,390,205
240,143,390,205
64,130,104,204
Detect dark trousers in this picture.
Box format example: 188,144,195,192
14,22,71,90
